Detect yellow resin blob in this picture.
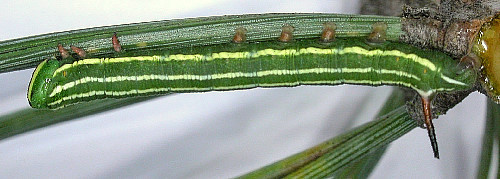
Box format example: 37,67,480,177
474,15,500,102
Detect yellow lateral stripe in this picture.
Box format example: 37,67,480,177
27,59,48,101
339,47,437,71
52,46,437,77
48,79,445,107
49,67,422,97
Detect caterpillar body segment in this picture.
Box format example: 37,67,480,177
29,38,476,110
25,14,486,159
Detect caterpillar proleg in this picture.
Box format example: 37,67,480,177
29,38,476,109
26,14,481,159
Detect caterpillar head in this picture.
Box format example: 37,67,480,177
473,14,500,103
27,59,60,109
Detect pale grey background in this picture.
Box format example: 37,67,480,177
0,0,490,178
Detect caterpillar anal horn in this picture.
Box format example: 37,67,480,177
421,96,439,159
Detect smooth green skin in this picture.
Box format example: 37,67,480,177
28,59,60,109
28,38,477,109
0,13,402,73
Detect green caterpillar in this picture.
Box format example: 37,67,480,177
25,14,481,159
28,37,475,109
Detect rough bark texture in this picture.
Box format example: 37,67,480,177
400,0,497,58
362,0,499,125
405,88,478,127
363,0,499,58
402,0,499,123
360,0,438,16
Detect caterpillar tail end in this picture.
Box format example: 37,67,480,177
421,97,440,159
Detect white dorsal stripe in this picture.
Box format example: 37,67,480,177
49,79,441,108
440,74,467,86
48,67,423,97
52,46,438,77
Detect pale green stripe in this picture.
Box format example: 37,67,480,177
340,47,437,71
48,78,440,108
440,74,467,86
52,46,438,77
49,67,423,97
49,80,461,108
